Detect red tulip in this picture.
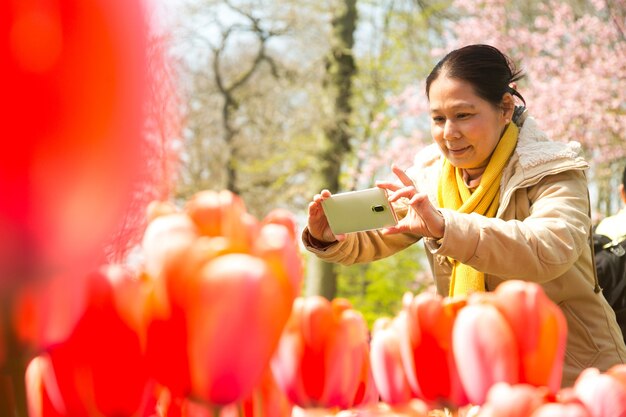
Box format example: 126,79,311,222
452,302,519,405
572,367,626,417
11,269,90,357
145,385,291,417
36,265,150,416
215,368,293,417
370,317,412,405
477,382,550,417
1,0,153,382
141,192,302,404
1,0,147,290
490,281,567,392
398,292,468,407
272,296,377,409
184,190,257,251
186,253,296,405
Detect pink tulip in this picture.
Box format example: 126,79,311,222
452,302,519,405
370,317,413,405
141,213,199,287
186,253,296,405
398,292,468,407
572,367,626,417
253,223,304,297
490,281,567,392
272,296,377,409
477,382,550,417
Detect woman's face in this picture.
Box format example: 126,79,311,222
429,75,511,175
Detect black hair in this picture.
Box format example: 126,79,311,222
622,164,626,189
426,44,526,108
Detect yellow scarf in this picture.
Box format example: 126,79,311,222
437,123,519,297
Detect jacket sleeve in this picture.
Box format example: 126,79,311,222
302,205,420,265
430,169,591,282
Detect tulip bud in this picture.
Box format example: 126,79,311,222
478,382,549,417
491,281,567,392
370,317,412,405
272,296,376,410
452,303,519,405
573,367,626,417
398,292,468,407
187,254,295,405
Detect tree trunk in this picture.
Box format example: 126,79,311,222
305,0,358,299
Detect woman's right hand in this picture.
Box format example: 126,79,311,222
307,189,343,244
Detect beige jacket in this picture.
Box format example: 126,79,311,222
303,116,626,387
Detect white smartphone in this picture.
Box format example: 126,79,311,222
321,187,398,235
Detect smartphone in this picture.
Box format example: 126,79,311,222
321,187,398,235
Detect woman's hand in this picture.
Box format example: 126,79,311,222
307,189,345,244
376,164,445,239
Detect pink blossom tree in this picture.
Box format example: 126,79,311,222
363,0,625,215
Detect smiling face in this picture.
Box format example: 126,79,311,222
429,75,513,179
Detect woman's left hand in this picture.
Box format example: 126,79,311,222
376,164,445,239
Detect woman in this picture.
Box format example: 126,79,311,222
303,44,626,387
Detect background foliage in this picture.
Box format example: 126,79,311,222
151,0,625,327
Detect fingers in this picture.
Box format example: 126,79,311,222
376,181,401,192
388,185,418,202
391,164,414,186
309,189,331,216
312,189,332,203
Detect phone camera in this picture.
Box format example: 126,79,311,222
372,205,385,213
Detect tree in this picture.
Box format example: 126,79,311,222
305,0,359,299
450,0,625,216
174,0,330,219
347,0,452,190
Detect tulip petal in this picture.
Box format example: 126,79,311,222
573,367,626,417
370,318,412,405
452,303,519,405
